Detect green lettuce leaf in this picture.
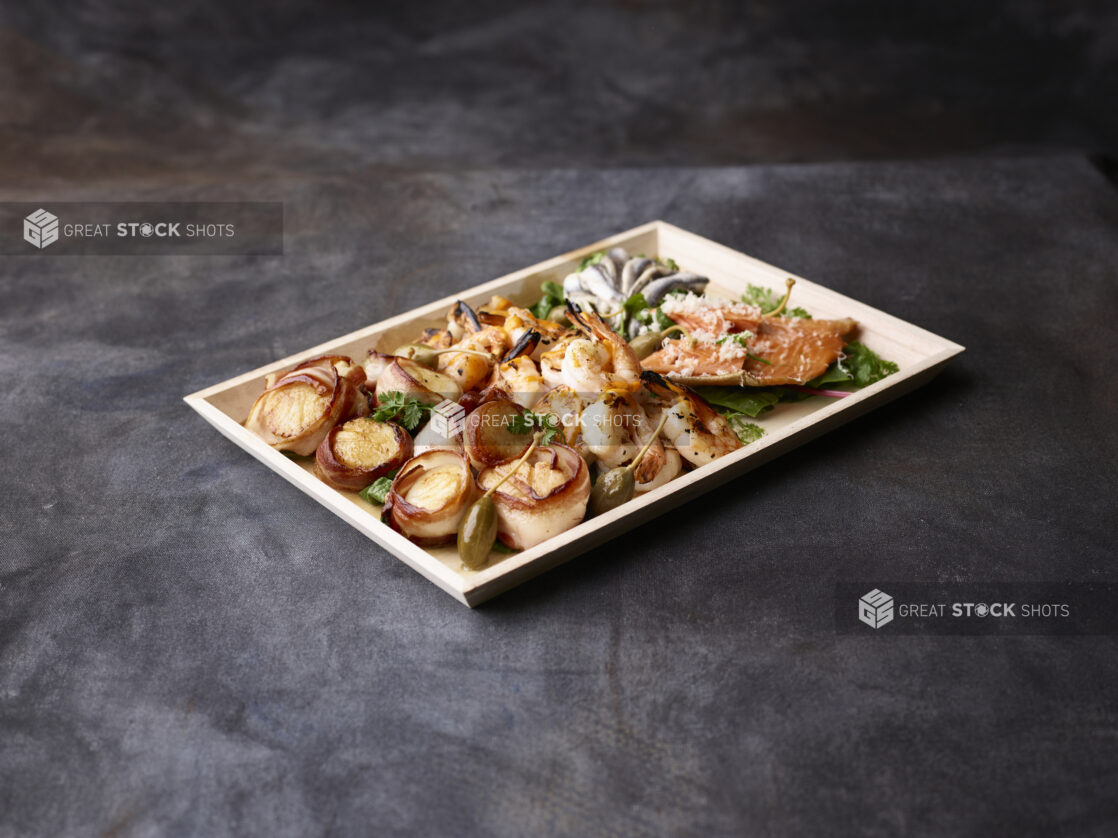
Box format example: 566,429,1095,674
806,363,853,388
695,386,782,418
529,280,565,320
359,472,398,506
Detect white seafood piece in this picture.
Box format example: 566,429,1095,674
532,386,584,448
637,272,710,305
578,263,625,306
579,392,644,469
620,257,657,295
633,446,682,495
562,270,586,299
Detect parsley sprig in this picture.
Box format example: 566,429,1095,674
371,391,433,432
509,410,562,445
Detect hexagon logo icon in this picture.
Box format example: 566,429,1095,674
24,208,59,249
858,588,894,629
430,399,465,439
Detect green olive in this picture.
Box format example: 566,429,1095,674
393,343,440,368
547,306,571,326
458,495,498,570
589,468,635,517
628,332,664,360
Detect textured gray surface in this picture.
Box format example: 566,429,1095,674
1,0,1117,185
2,156,1118,836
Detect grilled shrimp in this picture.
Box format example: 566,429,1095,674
640,371,741,466
436,326,508,392
496,358,547,408
540,334,578,390
562,303,642,394
579,389,665,482
504,306,569,347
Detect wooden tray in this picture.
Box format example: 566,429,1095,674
185,221,964,606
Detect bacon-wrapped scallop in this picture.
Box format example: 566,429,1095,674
314,418,413,491
244,356,368,456
384,450,479,546
477,443,590,550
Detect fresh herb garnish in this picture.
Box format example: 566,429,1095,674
720,412,766,445
804,342,899,389
840,341,899,387
529,280,566,320
622,292,651,322
359,471,398,505
713,332,772,365
662,257,679,272
741,283,811,318
491,541,519,554
371,391,433,432
509,410,562,445
619,291,678,335
715,333,750,347
653,307,675,330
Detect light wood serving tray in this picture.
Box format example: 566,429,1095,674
185,221,964,606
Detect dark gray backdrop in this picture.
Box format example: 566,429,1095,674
2,3,1117,836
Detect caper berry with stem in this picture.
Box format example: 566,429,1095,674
628,332,662,360
457,432,542,570
763,277,797,316
628,324,689,360
587,412,670,517
588,467,635,517
457,496,498,571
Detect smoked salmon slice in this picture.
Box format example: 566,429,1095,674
641,293,857,386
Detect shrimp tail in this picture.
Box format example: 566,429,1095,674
640,369,681,400
501,329,540,363
567,301,621,344
565,300,589,332
453,299,483,333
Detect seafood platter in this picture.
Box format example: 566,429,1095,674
185,221,963,606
